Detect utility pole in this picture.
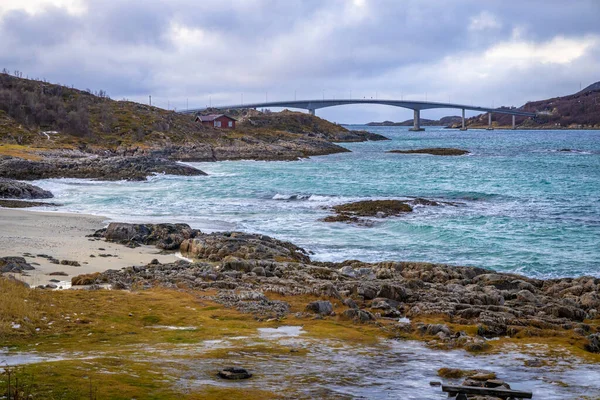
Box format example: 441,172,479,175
149,95,152,106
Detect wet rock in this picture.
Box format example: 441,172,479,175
48,271,68,276
0,178,53,199
217,367,252,380
387,148,470,156
306,301,334,316
0,156,206,181
0,256,35,273
0,199,59,208
323,200,413,225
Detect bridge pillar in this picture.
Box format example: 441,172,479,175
409,109,425,131
486,113,494,130
460,109,467,131
512,115,516,130
308,109,315,116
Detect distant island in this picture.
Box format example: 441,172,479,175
367,116,462,127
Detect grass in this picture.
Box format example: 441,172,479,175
2,277,599,398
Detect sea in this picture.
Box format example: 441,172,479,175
33,126,600,279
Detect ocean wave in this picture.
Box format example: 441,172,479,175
272,193,336,202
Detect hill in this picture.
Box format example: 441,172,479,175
0,73,385,161
452,82,600,129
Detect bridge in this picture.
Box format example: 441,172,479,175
180,99,537,131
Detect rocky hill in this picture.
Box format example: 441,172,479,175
0,73,385,161
452,82,600,129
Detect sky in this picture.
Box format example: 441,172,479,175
1,0,599,123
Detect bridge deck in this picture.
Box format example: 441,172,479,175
180,98,536,118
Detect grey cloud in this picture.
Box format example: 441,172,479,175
0,0,598,123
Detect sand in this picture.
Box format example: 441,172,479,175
0,209,179,287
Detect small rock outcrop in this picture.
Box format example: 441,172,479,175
180,232,310,263
0,256,35,273
387,148,470,156
93,222,201,250
322,200,413,224
0,178,53,199
0,156,206,181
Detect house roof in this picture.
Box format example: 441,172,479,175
195,114,236,122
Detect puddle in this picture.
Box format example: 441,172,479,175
146,325,197,331
257,326,304,339
3,333,600,399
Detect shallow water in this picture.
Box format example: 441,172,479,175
31,127,600,279
5,329,598,399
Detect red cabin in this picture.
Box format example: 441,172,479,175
195,114,236,129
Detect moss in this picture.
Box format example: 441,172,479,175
332,200,413,216
437,368,478,379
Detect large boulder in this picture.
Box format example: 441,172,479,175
305,300,334,316
0,178,53,199
180,232,310,263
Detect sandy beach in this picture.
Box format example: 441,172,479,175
0,208,179,287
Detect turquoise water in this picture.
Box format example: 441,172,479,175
35,126,600,278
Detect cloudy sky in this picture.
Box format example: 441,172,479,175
1,0,599,123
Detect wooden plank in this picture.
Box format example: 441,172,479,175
442,384,533,399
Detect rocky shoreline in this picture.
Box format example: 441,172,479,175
0,155,206,181
61,222,600,355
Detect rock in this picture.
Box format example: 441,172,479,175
96,222,201,250
60,260,81,267
72,272,101,285
387,148,470,156
343,298,359,309
48,271,68,276
331,199,412,218
0,156,206,181
469,372,497,381
376,283,408,302
342,309,375,323
0,178,53,199
485,379,510,389
305,301,334,316
180,232,309,263
437,368,477,379
580,292,600,309
516,289,537,303
585,333,600,353
0,199,59,208
0,256,35,273
252,266,266,276
217,367,252,380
